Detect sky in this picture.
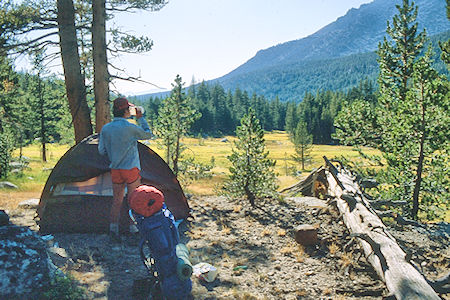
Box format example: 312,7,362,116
18,0,374,96
111,0,374,96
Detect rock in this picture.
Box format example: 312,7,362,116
48,247,70,266
294,224,318,246
220,138,228,142
41,234,54,247
0,181,18,189
0,210,9,226
9,161,25,169
18,198,40,209
290,197,327,209
0,225,51,299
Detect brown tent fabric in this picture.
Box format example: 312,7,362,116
38,134,190,233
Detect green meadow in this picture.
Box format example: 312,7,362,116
3,132,448,222
1,131,379,209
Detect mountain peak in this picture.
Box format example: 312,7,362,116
222,0,448,80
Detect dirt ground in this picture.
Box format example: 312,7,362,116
8,195,450,300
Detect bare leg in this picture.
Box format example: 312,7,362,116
111,182,126,227
127,177,141,197
126,177,142,232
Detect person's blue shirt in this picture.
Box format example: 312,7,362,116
98,117,153,170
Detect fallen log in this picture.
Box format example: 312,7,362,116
323,156,440,300
280,166,328,197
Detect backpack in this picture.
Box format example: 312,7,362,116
134,205,192,300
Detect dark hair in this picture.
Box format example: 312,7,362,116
113,107,127,117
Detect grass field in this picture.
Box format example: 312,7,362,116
0,131,379,210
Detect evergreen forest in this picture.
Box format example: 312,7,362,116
132,78,376,145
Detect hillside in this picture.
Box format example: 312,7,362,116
215,31,450,102
139,0,449,103
221,0,448,78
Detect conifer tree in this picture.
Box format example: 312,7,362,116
291,121,313,170
222,108,278,206
155,75,200,176
270,96,284,130
334,0,449,220
284,101,298,134
30,50,65,162
0,56,17,178
375,0,449,219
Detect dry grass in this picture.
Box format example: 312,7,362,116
260,228,271,237
322,287,332,296
340,252,354,268
233,205,242,213
276,229,286,236
0,191,41,210
179,131,379,194
295,244,307,263
186,227,206,239
328,242,340,255
231,290,258,300
280,242,299,257
221,226,231,234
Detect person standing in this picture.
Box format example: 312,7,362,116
98,97,153,240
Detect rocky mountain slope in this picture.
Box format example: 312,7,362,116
222,0,448,79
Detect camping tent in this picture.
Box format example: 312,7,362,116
37,134,190,233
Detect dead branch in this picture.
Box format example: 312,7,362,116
369,199,408,208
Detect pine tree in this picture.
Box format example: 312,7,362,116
375,0,447,220
210,84,230,135
334,0,449,220
284,101,297,133
0,55,19,178
155,75,200,176
191,81,211,135
222,108,278,206
291,121,313,170
377,0,426,105
30,50,65,162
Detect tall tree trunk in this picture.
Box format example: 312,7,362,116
301,146,305,170
37,74,46,162
245,151,255,206
92,0,110,132
411,88,427,219
173,133,180,176
412,136,424,219
165,139,171,170
57,0,92,144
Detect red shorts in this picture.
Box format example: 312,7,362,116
111,167,141,184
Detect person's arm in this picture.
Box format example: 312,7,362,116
98,130,107,155
134,109,154,139
134,116,154,139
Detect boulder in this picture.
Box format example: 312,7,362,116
294,224,318,246
0,225,51,299
47,246,71,266
0,181,18,189
18,198,40,209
